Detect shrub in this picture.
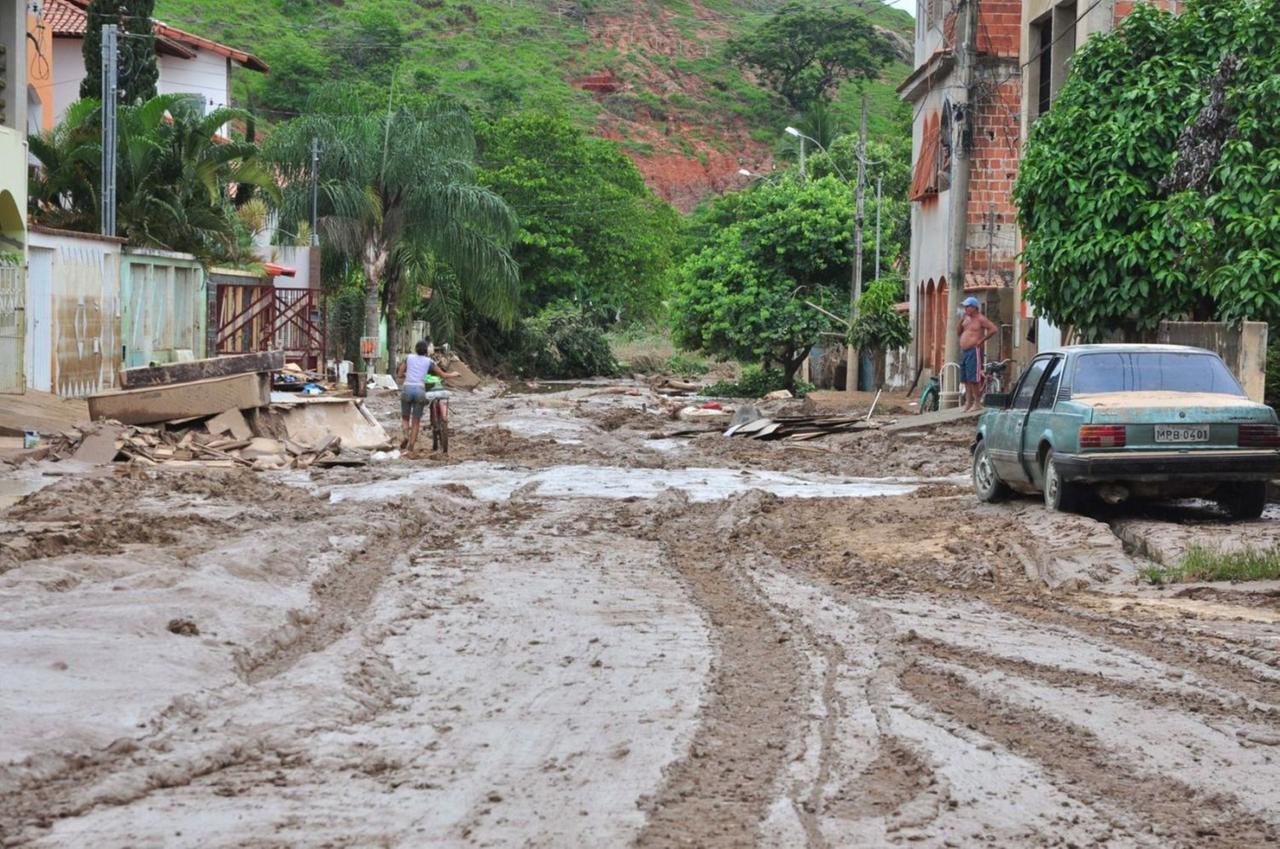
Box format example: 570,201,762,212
1266,334,1279,408
665,353,709,377
511,305,619,379
706,365,812,398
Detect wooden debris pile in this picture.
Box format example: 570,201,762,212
724,414,882,442
44,420,363,471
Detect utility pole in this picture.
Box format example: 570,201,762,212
100,24,119,237
798,137,806,181
846,94,868,396
941,0,977,409
309,136,320,247
874,174,883,281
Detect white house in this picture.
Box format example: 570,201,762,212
37,0,267,130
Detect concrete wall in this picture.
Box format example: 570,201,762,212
27,11,55,133
50,38,82,125
1157,321,1269,404
26,228,124,397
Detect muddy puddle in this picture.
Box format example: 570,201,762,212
304,461,948,503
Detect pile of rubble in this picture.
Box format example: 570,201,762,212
22,351,391,472
44,420,360,471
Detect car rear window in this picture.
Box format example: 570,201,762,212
1072,352,1245,396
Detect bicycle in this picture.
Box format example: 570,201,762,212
980,358,1013,396
425,383,450,453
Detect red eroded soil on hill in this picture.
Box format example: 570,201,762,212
581,2,776,211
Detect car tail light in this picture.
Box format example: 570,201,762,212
1238,424,1280,448
1079,425,1126,449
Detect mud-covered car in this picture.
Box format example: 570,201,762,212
972,344,1280,517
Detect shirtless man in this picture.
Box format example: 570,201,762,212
958,296,998,411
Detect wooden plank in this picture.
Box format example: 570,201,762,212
119,351,285,389
205,408,253,441
0,390,89,438
88,373,271,426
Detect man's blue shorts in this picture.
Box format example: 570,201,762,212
960,347,979,383
401,384,426,419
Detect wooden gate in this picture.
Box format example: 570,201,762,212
215,283,326,370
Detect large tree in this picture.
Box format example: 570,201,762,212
80,0,158,104
268,87,519,369
477,112,679,323
28,93,276,264
726,2,895,110
672,176,854,390
1015,0,1280,340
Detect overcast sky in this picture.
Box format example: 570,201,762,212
884,0,917,15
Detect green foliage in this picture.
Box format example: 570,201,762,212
672,175,853,389
511,304,620,379
81,0,159,104
1015,0,1280,340
1140,544,1280,585
726,1,896,109
327,284,368,365
706,365,812,398
28,94,278,265
849,278,910,352
477,112,679,322
266,85,518,351
664,353,710,378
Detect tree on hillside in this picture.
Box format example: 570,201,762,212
267,87,519,369
726,2,895,110
1015,0,1280,339
672,176,854,390
81,0,158,104
477,112,679,324
29,94,277,264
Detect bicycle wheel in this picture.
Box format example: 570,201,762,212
920,384,939,414
434,409,449,454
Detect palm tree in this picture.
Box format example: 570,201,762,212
29,93,277,264
267,90,518,370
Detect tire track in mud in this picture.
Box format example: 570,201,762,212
901,664,1280,848
633,501,806,849
990,598,1280,708
909,634,1280,726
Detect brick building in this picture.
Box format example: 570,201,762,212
1017,0,1180,354
899,0,1022,381
900,0,1183,385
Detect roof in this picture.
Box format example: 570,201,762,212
264,262,296,278
44,0,268,72
1050,344,1218,356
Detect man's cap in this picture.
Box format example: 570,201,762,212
961,296,981,308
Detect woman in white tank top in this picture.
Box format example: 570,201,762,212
395,340,460,451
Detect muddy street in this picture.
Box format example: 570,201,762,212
2,384,1279,848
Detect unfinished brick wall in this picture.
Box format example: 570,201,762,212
975,0,1022,57
1113,0,1180,25
963,67,1021,289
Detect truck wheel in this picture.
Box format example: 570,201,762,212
1042,450,1083,513
1219,481,1266,520
972,440,1009,502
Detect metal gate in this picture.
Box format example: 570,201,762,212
215,283,326,370
0,264,25,393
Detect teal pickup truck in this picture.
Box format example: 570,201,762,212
972,344,1280,518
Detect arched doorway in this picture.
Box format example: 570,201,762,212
0,189,26,393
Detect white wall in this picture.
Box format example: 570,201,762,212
51,38,82,124
157,50,229,115
51,38,231,126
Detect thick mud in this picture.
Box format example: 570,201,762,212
2,383,1278,847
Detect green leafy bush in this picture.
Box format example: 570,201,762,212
706,366,812,398
327,286,366,365
664,353,710,378
511,305,619,379
1266,334,1280,409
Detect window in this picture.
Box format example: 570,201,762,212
1072,352,1245,396
1034,19,1052,119
1012,358,1050,410
1034,357,1064,409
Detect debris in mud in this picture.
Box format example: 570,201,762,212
167,617,200,637
725,414,882,441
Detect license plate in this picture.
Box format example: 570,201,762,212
1154,425,1209,443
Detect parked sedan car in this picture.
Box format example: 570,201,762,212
972,344,1280,518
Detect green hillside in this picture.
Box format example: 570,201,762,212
154,0,913,208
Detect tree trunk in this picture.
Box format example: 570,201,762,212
781,346,811,392
361,235,389,373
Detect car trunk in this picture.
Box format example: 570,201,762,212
1073,391,1274,451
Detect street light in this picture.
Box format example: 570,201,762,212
784,126,807,181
